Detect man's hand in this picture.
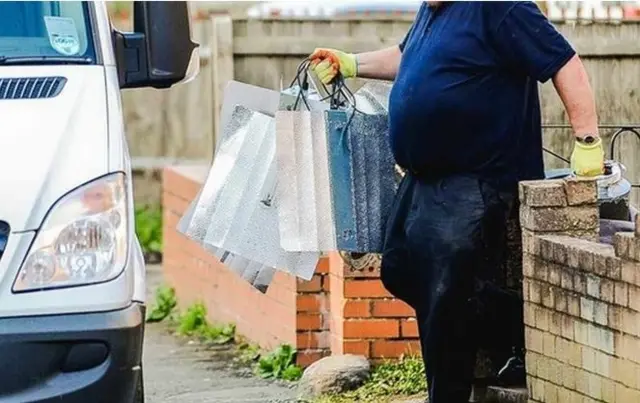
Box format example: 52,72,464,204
309,48,357,84
570,136,605,177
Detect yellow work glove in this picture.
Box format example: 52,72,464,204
309,48,357,85
570,136,605,177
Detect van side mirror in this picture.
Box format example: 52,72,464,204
113,2,199,89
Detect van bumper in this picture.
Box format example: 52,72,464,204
0,303,145,403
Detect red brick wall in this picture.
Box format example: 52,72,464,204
331,254,421,361
162,165,420,367
163,167,298,349
296,258,331,367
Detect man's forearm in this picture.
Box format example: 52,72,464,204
552,54,599,138
355,46,402,81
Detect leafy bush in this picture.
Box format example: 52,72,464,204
135,204,163,255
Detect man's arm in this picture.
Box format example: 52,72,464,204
490,3,600,140
355,45,403,81
490,2,604,176
552,54,599,139
309,45,402,84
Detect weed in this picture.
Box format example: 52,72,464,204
200,323,236,345
316,355,426,402
256,344,303,382
236,342,262,365
146,286,177,323
135,204,163,255
176,302,207,335
175,302,236,345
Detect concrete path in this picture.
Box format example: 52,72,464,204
142,265,297,403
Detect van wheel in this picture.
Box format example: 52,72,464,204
134,366,145,403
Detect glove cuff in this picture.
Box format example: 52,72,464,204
343,53,358,78
575,137,603,151
353,54,359,77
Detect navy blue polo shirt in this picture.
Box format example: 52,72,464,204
388,1,576,187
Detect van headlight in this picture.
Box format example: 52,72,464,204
13,173,129,292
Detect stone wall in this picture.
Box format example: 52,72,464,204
520,178,640,402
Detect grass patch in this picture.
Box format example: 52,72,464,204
316,355,426,403
135,204,163,256
146,285,177,323
175,302,236,345
256,344,303,382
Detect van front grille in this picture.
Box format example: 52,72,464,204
0,77,66,100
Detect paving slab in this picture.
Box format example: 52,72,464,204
143,264,297,403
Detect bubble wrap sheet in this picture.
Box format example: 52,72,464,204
181,104,319,280
275,111,337,252
325,111,397,253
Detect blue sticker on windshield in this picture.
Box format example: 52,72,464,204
44,16,81,56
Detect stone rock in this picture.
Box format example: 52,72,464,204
296,354,370,400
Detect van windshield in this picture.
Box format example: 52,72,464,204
0,1,96,64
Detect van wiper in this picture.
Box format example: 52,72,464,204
0,56,94,65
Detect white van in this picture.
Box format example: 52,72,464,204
0,2,198,402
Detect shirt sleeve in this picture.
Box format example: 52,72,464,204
399,3,425,52
492,2,576,82
399,30,410,52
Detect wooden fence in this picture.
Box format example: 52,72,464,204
121,17,640,203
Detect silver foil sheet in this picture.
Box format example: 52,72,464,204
181,104,319,280
279,86,330,112
273,80,397,254
275,111,336,252
178,188,276,293
352,80,393,114
325,110,397,253
216,81,282,153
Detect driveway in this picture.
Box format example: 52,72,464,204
142,264,297,403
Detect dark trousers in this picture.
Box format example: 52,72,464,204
380,174,524,403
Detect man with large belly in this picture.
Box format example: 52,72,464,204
310,2,604,402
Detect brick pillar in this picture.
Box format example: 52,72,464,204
329,252,420,361
518,178,640,402
519,178,600,245
296,257,331,368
